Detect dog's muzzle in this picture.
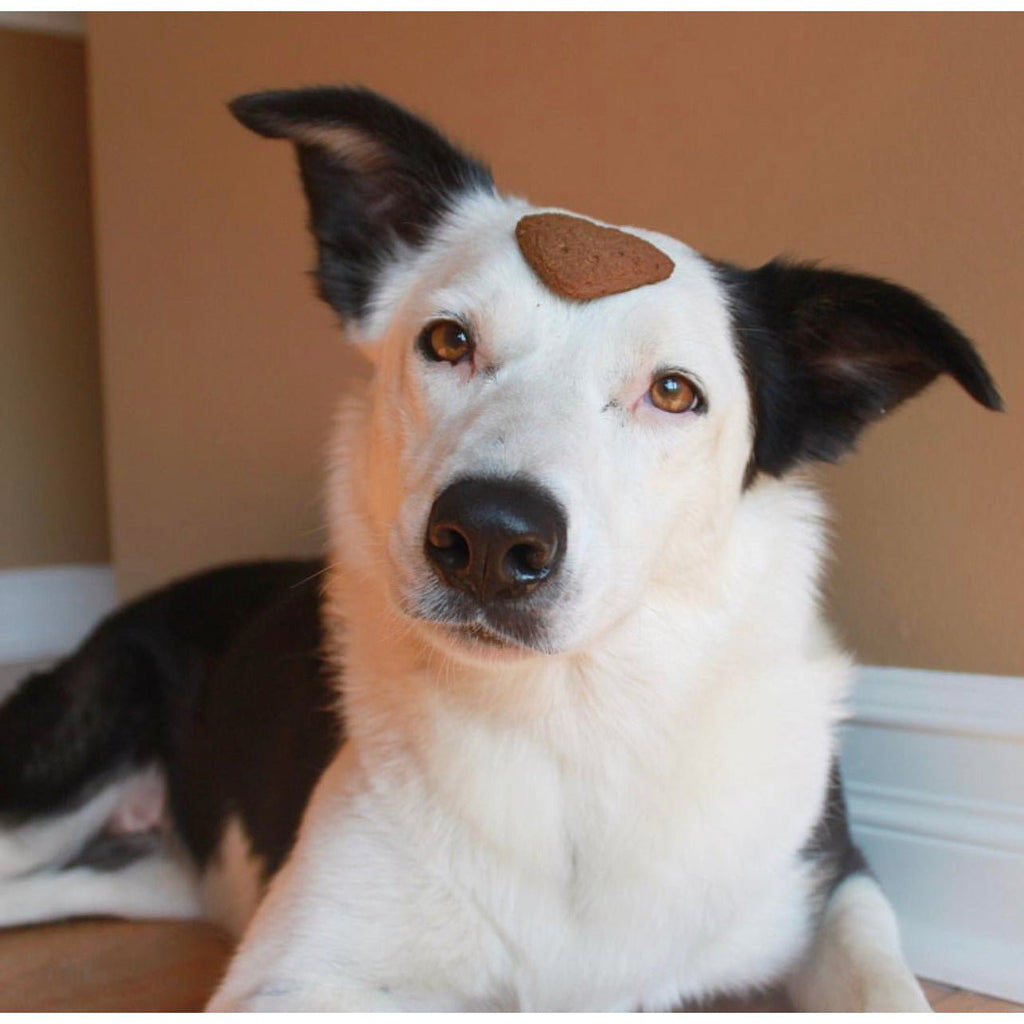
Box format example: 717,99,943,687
425,477,566,608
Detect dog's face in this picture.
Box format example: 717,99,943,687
355,198,753,657
232,88,1001,662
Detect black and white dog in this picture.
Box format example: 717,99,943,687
0,88,1001,1011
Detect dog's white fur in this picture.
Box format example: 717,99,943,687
199,191,927,1010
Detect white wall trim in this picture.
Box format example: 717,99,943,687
844,665,1024,1003
0,12,86,38
852,664,1024,742
848,778,1024,856
0,564,117,663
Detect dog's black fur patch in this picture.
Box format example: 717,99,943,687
803,760,869,899
0,561,335,877
167,567,339,876
230,86,494,321
720,260,1002,481
0,644,161,821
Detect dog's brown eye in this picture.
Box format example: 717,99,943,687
419,320,473,365
649,372,702,414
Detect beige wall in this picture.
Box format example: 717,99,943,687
88,13,1021,674
0,29,108,569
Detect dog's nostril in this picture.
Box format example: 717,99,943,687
427,524,471,572
504,540,555,582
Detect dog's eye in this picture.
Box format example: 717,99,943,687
418,320,474,365
648,372,703,414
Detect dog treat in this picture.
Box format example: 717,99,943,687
515,213,674,301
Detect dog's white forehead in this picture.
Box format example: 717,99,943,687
365,194,742,392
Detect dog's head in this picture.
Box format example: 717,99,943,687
231,87,1001,663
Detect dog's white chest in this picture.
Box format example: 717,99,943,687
498,795,815,1009
407,679,827,1010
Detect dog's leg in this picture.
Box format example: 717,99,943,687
206,749,506,1012
205,865,414,1013
786,872,930,1012
0,766,166,880
0,850,201,929
0,765,191,929
0,783,125,880
208,978,404,1013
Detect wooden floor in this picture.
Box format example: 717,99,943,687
0,919,1019,1012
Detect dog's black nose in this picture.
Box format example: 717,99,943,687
425,478,566,604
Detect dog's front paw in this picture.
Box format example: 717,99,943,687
207,979,402,1012
862,974,933,1013
205,981,293,1013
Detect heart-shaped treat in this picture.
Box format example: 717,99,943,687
515,213,674,301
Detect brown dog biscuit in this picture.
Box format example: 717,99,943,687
515,213,674,301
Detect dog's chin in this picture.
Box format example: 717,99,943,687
413,617,551,664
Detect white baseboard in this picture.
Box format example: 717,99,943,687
0,564,117,663
0,13,86,37
843,665,1024,1003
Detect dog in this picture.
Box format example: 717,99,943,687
0,87,1001,1011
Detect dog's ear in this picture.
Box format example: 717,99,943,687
230,86,494,321
723,260,1002,480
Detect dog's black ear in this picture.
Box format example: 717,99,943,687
723,260,1002,480
230,86,494,320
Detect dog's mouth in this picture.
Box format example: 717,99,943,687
444,620,522,650
392,555,567,659
424,613,547,658
400,589,554,658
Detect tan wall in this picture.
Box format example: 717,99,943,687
88,13,1022,674
0,29,108,569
